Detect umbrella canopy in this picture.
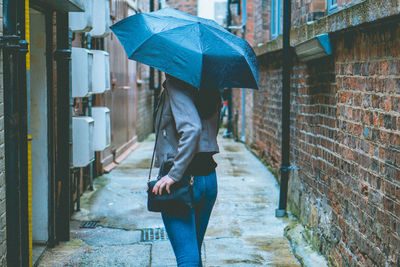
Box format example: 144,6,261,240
110,8,259,90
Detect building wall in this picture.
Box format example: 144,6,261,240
135,0,155,141
166,0,197,15
286,25,400,266
135,71,154,141
292,0,366,27
0,0,6,264
231,0,400,266
246,23,400,266
98,0,154,170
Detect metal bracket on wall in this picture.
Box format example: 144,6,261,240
54,49,72,60
18,40,29,53
280,165,299,173
0,35,24,50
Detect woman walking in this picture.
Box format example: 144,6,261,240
151,74,221,266
111,8,258,265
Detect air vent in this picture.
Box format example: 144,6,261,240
80,221,99,229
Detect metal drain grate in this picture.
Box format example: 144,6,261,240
141,227,168,242
80,221,99,229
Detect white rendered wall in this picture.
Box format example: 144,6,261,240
30,9,49,243
198,0,227,25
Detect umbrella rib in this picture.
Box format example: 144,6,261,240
145,11,228,33
195,22,204,88
202,25,258,85
131,23,202,55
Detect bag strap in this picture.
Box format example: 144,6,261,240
148,90,166,184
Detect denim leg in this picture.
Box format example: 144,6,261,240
161,172,217,267
162,210,201,267
194,172,217,256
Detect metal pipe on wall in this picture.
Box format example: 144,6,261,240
54,11,72,242
276,0,292,218
150,0,157,120
86,35,94,192
3,0,30,264
224,0,233,137
240,0,247,142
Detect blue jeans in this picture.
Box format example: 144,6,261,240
162,172,218,267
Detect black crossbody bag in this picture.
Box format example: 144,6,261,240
147,90,194,214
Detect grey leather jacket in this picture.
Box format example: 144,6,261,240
154,77,220,182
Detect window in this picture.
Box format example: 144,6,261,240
271,0,282,40
327,0,338,14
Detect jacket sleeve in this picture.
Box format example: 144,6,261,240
166,79,201,182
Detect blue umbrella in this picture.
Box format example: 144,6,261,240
110,7,259,89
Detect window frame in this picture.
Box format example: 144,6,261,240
327,0,338,14
270,0,282,40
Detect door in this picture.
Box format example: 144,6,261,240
29,7,49,257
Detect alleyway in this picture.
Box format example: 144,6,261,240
38,135,300,266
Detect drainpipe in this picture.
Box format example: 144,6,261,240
88,96,94,191
85,34,94,192
3,0,30,264
240,0,246,142
150,0,156,123
224,0,233,137
54,11,71,241
276,0,292,217
226,0,248,140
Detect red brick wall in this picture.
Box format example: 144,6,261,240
335,0,365,10
327,27,399,265
292,0,327,26
166,0,197,15
248,52,285,169
241,22,400,266
232,0,366,42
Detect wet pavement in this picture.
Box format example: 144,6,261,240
38,134,300,266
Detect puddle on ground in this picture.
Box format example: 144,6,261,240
224,258,263,265
246,237,291,252
232,168,250,176
223,145,242,152
253,196,268,204
224,154,246,162
93,176,110,188
117,158,151,170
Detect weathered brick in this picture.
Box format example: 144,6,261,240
232,12,400,266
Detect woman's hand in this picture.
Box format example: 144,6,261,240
152,175,176,195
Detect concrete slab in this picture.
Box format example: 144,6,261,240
149,240,176,267
38,239,86,266
70,221,142,247
62,244,151,266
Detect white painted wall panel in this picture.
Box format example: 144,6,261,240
30,9,49,243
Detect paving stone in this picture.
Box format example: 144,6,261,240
62,244,151,266
70,223,142,247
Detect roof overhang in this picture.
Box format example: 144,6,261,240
33,0,85,12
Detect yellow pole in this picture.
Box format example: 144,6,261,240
26,0,32,266
25,0,30,71
27,135,32,267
